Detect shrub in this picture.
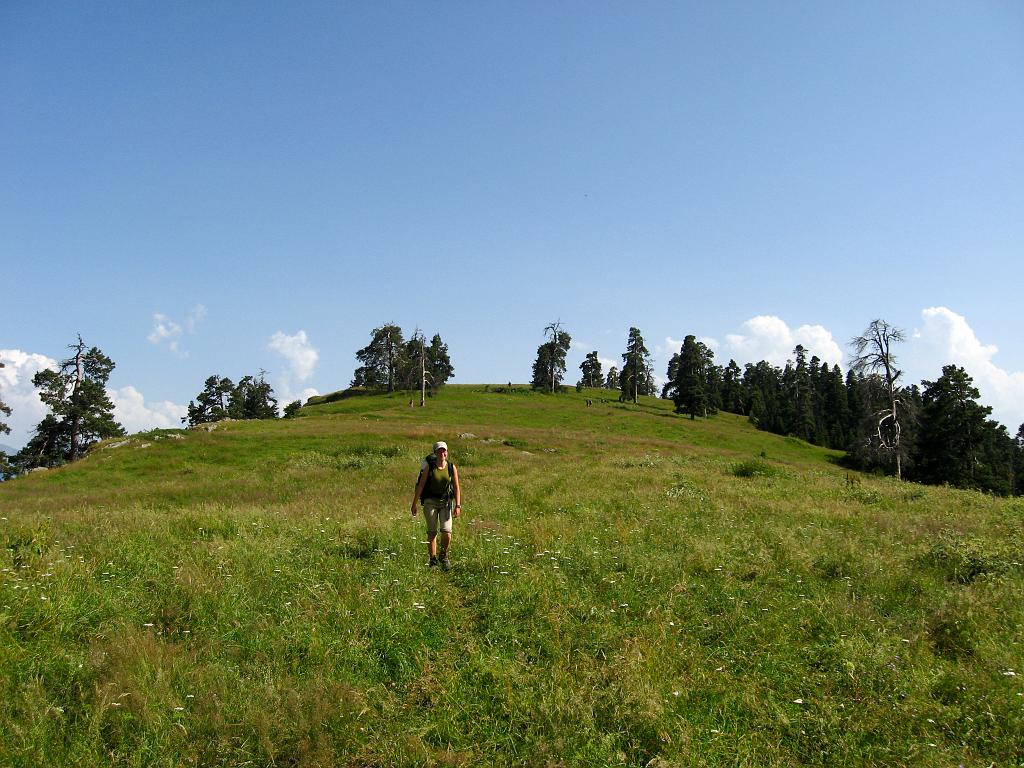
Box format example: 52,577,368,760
730,458,782,478
927,612,976,659
922,531,1021,584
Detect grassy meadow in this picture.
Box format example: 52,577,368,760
1,385,1022,767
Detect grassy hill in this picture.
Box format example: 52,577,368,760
1,385,1021,767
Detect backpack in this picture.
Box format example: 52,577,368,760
417,454,455,501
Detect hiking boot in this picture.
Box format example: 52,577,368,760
440,555,451,572
429,556,438,568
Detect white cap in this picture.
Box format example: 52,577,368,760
433,441,448,452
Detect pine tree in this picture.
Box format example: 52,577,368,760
579,351,603,389
400,330,427,397
229,373,278,420
672,335,708,419
352,324,406,392
531,322,571,392
916,365,1006,492
620,327,653,403
185,375,235,426
720,360,744,414
823,364,850,449
789,345,816,442
703,350,722,416
845,369,866,450
778,362,797,436
605,366,620,390
426,333,454,392
977,421,1016,496
397,329,452,403
743,361,785,433
662,352,680,400
18,336,124,467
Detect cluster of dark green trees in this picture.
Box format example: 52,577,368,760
352,324,454,402
2,337,125,477
539,320,1024,496
674,320,1024,496
184,372,284,427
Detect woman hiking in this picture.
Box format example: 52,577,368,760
411,441,462,570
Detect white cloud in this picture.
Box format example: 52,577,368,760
910,307,1024,430
268,330,320,410
184,304,207,333
724,315,843,367
147,314,180,342
147,305,206,357
268,330,318,382
0,349,58,450
107,386,188,434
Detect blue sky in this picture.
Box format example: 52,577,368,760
3,2,1023,448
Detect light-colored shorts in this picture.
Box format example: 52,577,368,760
423,498,453,536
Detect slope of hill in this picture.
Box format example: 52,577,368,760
1,385,1021,766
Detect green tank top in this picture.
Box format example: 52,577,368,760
422,461,453,499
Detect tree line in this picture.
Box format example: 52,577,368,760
533,320,1024,496
4,322,1021,496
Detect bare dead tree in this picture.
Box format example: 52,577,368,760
410,328,431,407
544,320,563,394
68,335,85,461
850,319,906,480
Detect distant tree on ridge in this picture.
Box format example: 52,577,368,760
579,351,603,389
531,321,571,393
17,335,124,468
352,324,406,392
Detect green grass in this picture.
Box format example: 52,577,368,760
1,385,1022,766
